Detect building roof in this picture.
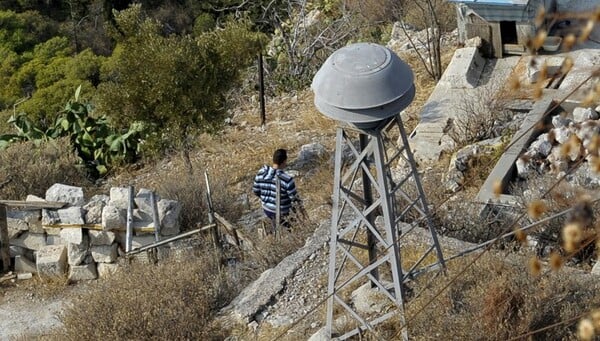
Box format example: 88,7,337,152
447,0,530,6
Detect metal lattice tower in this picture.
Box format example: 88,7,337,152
311,43,446,340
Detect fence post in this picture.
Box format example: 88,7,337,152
205,171,221,251
151,191,161,242
126,186,134,253
0,204,9,273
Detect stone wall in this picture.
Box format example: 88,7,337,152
7,183,181,282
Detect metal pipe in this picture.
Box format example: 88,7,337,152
126,224,216,255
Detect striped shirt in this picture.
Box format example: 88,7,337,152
252,165,299,214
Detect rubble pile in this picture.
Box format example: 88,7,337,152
516,105,600,186
7,183,181,282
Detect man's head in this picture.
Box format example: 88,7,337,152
273,149,288,167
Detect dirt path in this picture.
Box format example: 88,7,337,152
0,281,81,340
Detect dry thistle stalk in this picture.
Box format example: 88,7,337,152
588,135,600,157
592,309,600,332
549,251,563,271
534,6,545,28
590,156,600,173
514,227,527,244
492,180,502,198
533,84,543,99
580,20,595,43
578,318,595,341
509,76,520,91
562,223,583,253
528,256,542,276
527,200,547,219
561,55,574,73
562,34,577,51
532,30,547,50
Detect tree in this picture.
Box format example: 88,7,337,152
391,0,456,81
95,4,266,169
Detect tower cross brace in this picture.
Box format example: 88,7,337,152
325,115,445,340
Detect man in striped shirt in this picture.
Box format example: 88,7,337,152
252,149,301,230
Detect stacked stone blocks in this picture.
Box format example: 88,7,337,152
8,183,181,281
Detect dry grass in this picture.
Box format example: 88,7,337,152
0,138,92,200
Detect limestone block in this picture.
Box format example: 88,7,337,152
42,209,60,226
14,255,37,274
60,228,84,245
9,245,29,257
552,115,571,128
26,195,45,202
134,188,159,216
573,107,599,122
68,263,98,282
97,262,120,278
83,194,109,224
158,199,181,236
295,143,327,168
102,205,125,231
7,218,28,240
67,239,89,266
46,235,64,245
36,245,67,278
592,261,600,275
8,210,42,233
438,47,484,89
553,127,571,144
132,235,157,250
576,121,600,143
516,155,533,178
109,187,130,210
57,207,85,225
133,209,152,222
10,232,46,251
89,230,116,246
45,183,85,206
351,282,393,315
91,243,118,263
529,133,553,157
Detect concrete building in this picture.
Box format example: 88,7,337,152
449,0,558,58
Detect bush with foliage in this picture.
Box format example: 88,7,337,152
95,5,266,160
0,86,144,176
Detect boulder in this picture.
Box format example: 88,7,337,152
158,199,182,236
91,243,118,263
102,205,125,231
60,228,84,245
83,194,109,224
7,218,28,239
68,263,98,282
134,188,159,217
552,114,572,128
10,232,46,251
14,255,37,274
36,245,67,278
88,230,116,246
45,183,85,206
46,235,64,245
57,207,85,225
552,127,572,144
67,239,89,266
8,210,42,233
41,209,60,226
109,187,131,210
295,143,327,168
97,262,120,278
529,133,553,157
573,107,599,122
